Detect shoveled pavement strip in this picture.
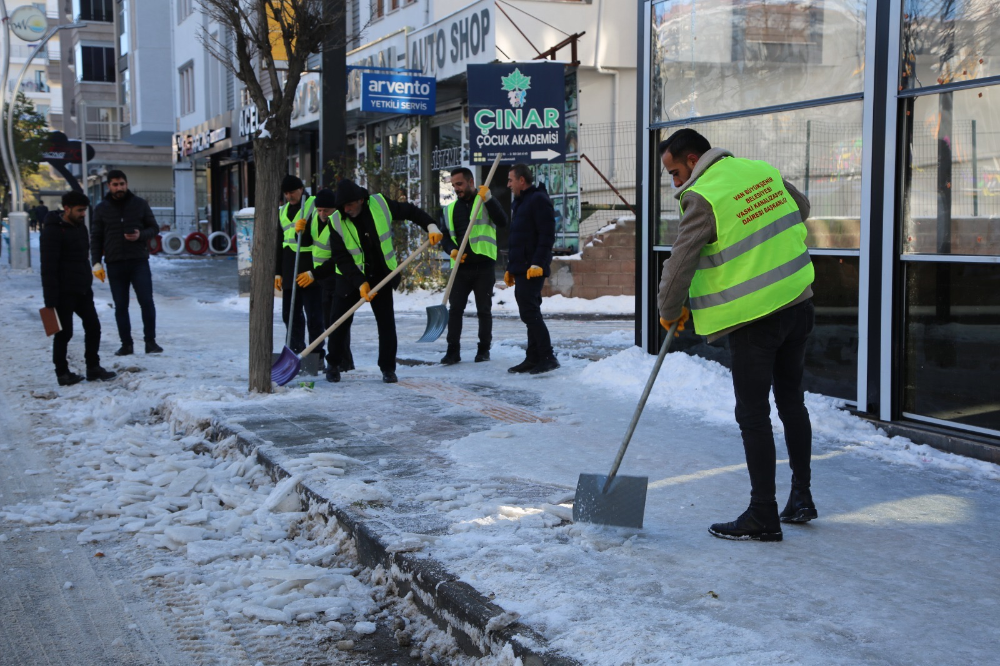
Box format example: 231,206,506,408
171,368,585,665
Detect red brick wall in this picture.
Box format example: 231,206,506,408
543,219,636,298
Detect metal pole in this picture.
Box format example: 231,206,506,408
80,100,88,230
0,1,17,216
971,119,978,217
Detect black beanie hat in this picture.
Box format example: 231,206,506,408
334,179,369,208
281,175,304,193
313,188,336,209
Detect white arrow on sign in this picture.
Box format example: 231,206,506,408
530,148,561,161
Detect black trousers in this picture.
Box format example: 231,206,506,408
326,276,397,373
446,262,495,351
280,257,324,355
728,299,815,504
320,276,353,368
513,272,553,362
107,258,156,345
52,290,102,376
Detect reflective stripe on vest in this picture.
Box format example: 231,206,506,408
279,195,315,253
310,209,339,269
328,194,397,275
445,199,497,267
682,157,814,336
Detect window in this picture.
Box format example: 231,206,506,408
118,0,129,55
371,0,384,20
85,106,119,141
177,0,193,23
74,0,114,22
179,63,195,116
901,0,1000,90
77,45,116,82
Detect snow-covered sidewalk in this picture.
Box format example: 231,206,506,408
3,244,1000,665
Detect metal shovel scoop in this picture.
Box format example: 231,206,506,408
573,320,679,528
418,154,503,343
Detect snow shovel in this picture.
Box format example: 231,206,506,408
272,231,304,359
272,238,433,386
417,153,504,343
572,320,680,528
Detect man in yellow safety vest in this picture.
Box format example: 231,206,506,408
296,179,442,384
657,128,816,542
439,167,508,365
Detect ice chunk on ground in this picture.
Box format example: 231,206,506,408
353,621,377,635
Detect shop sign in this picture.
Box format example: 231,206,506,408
468,62,565,165
291,72,320,127
361,73,436,116
408,0,494,82
43,131,95,164
431,145,462,171
174,126,228,161
346,32,407,110
238,104,262,139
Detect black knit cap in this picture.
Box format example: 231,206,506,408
313,188,336,209
334,179,368,208
281,175,304,193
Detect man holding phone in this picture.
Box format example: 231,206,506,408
91,169,163,356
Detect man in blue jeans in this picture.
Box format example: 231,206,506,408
91,169,162,356
657,128,816,542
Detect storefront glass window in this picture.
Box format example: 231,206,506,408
901,1,1000,91
902,262,1000,432
901,84,1000,256
650,0,866,123
655,101,863,249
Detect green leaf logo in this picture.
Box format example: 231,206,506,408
501,68,532,93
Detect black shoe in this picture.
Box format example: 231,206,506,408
528,356,560,374
145,340,163,354
440,347,461,365
780,487,818,523
382,370,398,384
339,361,355,373
325,368,341,383
115,344,134,356
708,502,783,542
474,350,490,363
507,359,537,374
86,366,117,382
57,372,85,386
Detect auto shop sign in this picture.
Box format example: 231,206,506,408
468,61,565,165
409,0,494,81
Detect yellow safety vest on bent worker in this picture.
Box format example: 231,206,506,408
444,199,498,267
310,208,334,269
681,157,814,336
327,194,397,276
279,195,316,252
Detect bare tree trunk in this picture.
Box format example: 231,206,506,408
247,135,286,393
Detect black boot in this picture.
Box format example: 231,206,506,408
708,501,783,542
528,355,560,374
382,370,398,384
145,340,163,354
115,344,134,356
507,359,536,374
780,487,818,523
474,349,490,363
325,367,341,383
440,345,461,366
86,366,117,382
57,372,85,386
339,351,355,372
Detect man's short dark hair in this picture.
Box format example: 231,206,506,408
450,167,474,182
62,190,90,208
658,129,711,161
509,164,533,185
107,169,128,183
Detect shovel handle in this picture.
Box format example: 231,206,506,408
603,320,679,492
285,231,303,349
440,153,504,305
299,239,433,358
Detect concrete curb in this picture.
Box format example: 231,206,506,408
191,414,579,666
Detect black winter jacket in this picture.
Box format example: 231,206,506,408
91,190,159,265
506,184,556,276
40,211,94,308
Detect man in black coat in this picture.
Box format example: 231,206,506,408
90,169,162,356
504,164,559,374
295,179,442,384
40,191,116,386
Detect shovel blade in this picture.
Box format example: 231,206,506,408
271,346,302,386
572,473,648,528
417,304,448,343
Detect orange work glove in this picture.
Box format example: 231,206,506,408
427,223,443,246
92,263,106,283
296,271,315,288
526,265,543,279
360,281,377,302
477,185,491,202
294,218,307,233
659,307,691,337
450,249,467,264
274,276,282,292
503,271,514,287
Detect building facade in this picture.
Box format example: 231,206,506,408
636,0,1000,444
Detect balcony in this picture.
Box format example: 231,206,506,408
8,80,51,94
